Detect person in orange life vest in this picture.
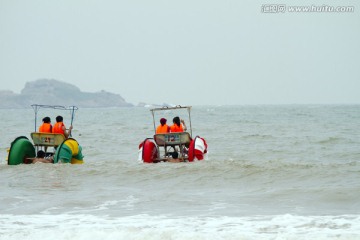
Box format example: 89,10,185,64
156,118,170,134
39,117,52,133
52,115,72,138
170,116,187,133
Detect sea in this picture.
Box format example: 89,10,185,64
0,105,359,240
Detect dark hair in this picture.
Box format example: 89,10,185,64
173,116,181,127
37,150,46,158
56,116,63,122
42,117,51,123
172,152,178,159
160,118,167,125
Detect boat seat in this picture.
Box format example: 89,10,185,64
30,132,66,147
154,132,191,147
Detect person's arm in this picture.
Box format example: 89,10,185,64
62,125,73,138
67,125,73,137
31,157,53,163
181,119,187,131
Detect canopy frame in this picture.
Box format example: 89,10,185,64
31,104,78,132
150,105,192,137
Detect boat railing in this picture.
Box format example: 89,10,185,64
154,132,191,147
30,132,66,147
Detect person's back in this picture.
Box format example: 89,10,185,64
53,115,72,138
53,117,65,134
170,124,183,133
170,116,186,133
156,118,170,134
39,117,52,133
156,124,170,134
167,151,183,163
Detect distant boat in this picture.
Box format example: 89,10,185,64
138,105,208,163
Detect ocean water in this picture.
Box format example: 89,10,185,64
0,105,359,239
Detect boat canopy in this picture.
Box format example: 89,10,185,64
150,105,192,137
31,104,78,133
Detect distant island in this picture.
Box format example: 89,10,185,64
0,79,133,108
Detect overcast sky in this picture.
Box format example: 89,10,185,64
0,0,359,105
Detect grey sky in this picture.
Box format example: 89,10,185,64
1,0,359,105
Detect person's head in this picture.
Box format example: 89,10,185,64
160,118,167,125
42,116,51,123
37,150,46,158
172,152,179,159
173,116,181,126
56,115,63,122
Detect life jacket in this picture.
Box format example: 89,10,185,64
39,123,52,133
170,124,184,133
156,124,170,134
52,122,65,134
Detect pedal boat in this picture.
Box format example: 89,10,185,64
7,104,83,165
138,106,208,163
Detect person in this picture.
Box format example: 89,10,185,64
167,152,184,163
170,116,187,133
39,117,52,133
31,150,53,163
52,115,72,138
156,118,170,134
38,117,53,152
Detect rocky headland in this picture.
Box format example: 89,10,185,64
0,79,133,108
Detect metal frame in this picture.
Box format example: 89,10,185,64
31,104,78,132
150,105,192,137
30,104,78,155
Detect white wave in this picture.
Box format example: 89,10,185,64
0,214,359,240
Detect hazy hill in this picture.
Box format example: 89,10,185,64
0,79,133,108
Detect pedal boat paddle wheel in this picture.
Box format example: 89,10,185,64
7,104,83,165
139,106,208,163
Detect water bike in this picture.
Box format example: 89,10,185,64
138,105,208,163
7,104,84,165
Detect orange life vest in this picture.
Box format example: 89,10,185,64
170,124,184,133
156,124,170,134
39,123,52,133
52,122,65,134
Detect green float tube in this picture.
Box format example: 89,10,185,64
53,138,84,164
7,136,36,165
